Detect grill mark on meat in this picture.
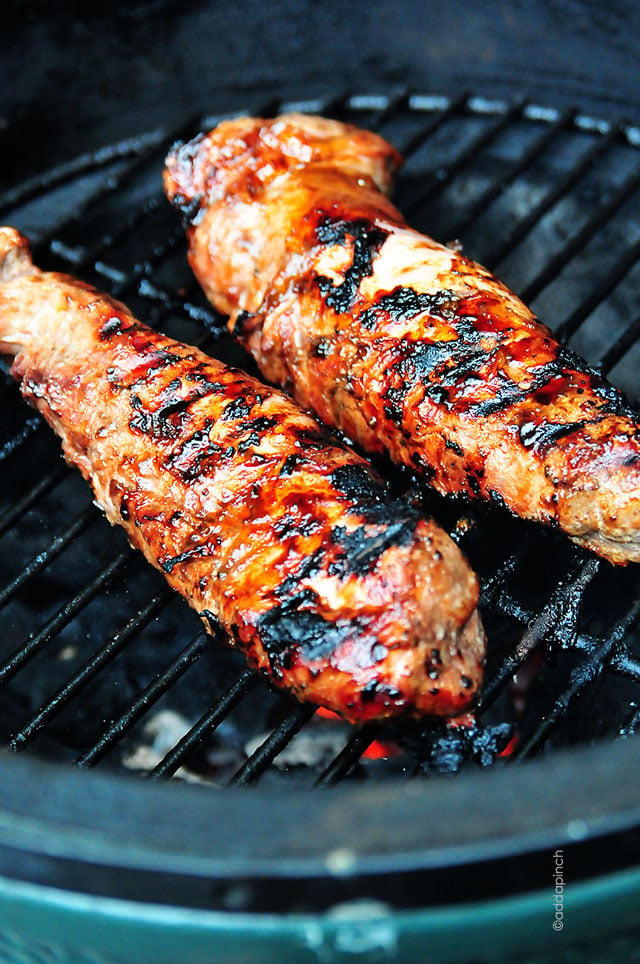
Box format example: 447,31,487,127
98,314,135,340
161,543,212,573
359,285,459,331
107,346,185,391
166,421,228,481
328,514,419,577
518,419,588,454
314,216,388,313
279,452,306,476
128,376,233,440
256,594,382,676
222,396,253,420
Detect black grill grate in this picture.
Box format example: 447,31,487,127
1,91,640,788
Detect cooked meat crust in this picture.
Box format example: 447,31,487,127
164,113,640,565
0,227,484,723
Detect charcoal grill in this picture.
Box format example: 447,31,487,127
2,80,640,964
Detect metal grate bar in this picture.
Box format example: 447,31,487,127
137,278,222,333
478,547,524,609
150,669,259,780
0,130,167,218
315,723,380,786
397,92,468,159
620,704,640,737
29,115,202,262
609,652,640,682
599,315,640,373
7,586,172,751
519,162,640,305
445,109,575,241
484,127,619,272
0,504,98,611
556,235,640,342
0,551,130,687
229,702,317,786
0,462,68,538
0,416,42,462
478,557,600,712
49,194,173,275
75,631,210,767
511,593,640,759
350,89,411,132
404,100,524,216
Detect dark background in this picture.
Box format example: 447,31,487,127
3,0,640,185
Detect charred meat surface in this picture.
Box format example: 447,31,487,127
0,227,484,723
164,112,640,565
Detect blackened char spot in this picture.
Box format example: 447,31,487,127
222,396,252,421
488,489,508,510
257,592,377,672
538,345,633,418
330,463,384,502
394,335,488,406
445,438,465,457
231,311,256,338
236,416,278,452
328,512,419,577
200,609,221,633
333,464,421,529
466,379,525,417
555,345,596,374
98,315,132,341
273,510,321,541
279,453,304,476
411,452,436,482
129,395,158,437
274,549,325,600
166,135,207,226
359,286,459,331
315,217,388,313
167,423,227,481
172,192,204,227
128,377,226,440
383,386,405,423
161,543,210,574
247,416,277,433
468,474,482,497
589,377,636,419
519,419,587,455
259,610,344,669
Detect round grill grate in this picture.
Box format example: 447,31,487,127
1,90,640,791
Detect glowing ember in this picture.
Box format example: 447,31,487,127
316,706,343,721
362,739,400,760
499,734,519,758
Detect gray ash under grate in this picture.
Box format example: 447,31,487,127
1,91,640,789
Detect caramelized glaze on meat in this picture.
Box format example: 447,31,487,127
0,227,484,723
164,113,640,565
